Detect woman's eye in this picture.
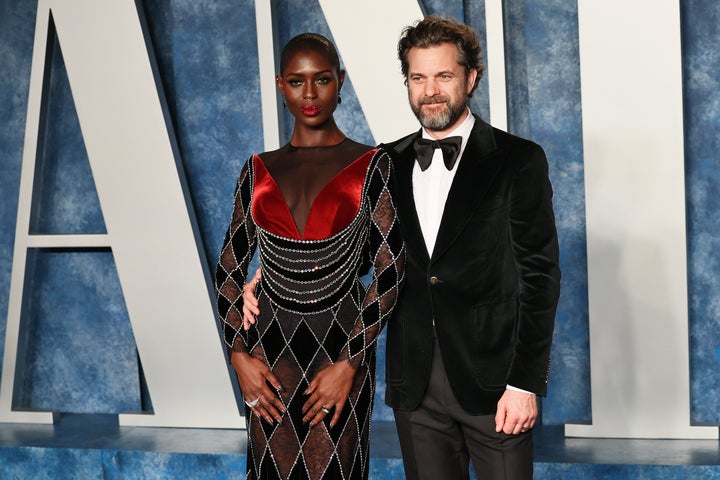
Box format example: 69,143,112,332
316,77,331,85
288,79,302,87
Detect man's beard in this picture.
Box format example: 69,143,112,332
411,95,466,131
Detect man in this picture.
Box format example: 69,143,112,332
242,15,560,479
380,15,560,479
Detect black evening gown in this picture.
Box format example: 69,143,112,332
216,142,405,480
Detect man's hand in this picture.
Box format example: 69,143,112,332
495,389,537,435
241,268,262,330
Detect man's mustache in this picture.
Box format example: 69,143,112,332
420,97,449,105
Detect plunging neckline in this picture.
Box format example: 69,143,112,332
253,149,375,240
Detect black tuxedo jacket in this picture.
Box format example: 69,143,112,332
380,115,561,414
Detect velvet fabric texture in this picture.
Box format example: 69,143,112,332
381,115,561,415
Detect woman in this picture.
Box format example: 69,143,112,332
215,33,405,479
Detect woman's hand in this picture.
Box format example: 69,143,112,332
302,360,356,428
242,268,262,330
231,351,285,423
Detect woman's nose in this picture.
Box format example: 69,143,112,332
303,83,317,99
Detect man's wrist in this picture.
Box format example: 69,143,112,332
506,384,535,395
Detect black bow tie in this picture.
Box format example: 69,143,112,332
413,136,462,171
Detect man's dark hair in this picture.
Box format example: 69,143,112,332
398,15,485,96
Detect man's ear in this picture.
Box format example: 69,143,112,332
466,68,478,95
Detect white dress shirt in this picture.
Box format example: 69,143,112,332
412,109,533,396
412,109,475,255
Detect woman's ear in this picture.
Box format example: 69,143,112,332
338,69,346,90
276,74,285,96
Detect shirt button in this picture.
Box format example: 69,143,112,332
429,276,439,285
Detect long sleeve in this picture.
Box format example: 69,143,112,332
506,142,561,394
343,150,406,368
214,158,257,355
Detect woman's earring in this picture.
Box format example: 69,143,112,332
337,94,342,104
282,98,287,109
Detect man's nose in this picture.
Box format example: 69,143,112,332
424,78,440,96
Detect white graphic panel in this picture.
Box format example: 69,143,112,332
0,0,243,429
566,0,717,439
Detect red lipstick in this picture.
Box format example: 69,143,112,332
301,105,321,116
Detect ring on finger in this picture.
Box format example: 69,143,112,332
321,406,331,414
245,397,260,408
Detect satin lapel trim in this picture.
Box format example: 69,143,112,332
431,119,502,263
393,135,431,265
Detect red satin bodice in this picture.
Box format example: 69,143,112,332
251,149,375,240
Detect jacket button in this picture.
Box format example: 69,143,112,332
429,276,439,285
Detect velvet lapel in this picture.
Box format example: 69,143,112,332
431,117,502,263
392,132,432,266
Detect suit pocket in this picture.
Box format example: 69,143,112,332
471,298,517,388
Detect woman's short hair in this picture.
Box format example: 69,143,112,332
280,33,341,75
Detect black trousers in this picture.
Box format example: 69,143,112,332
393,337,534,480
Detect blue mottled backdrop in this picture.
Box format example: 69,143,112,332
0,0,719,428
